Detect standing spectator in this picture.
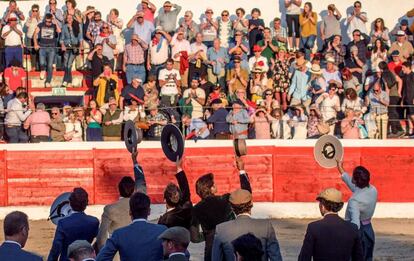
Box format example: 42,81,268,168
94,64,120,107
316,84,340,135
391,19,414,46
289,105,308,139
401,62,414,136
341,88,367,116
170,30,191,88
64,111,82,142
2,13,23,67
64,0,82,24
88,44,109,82
200,8,218,48
272,47,291,110
23,4,41,71
233,8,248,36
288,60,311,110
123,99,140,122
206,84,228,107
345,45,365,83
342,68,361,93
86,11,104,46
250,67,273,103
370,18,390,47
228,30,250,70
82,6,96,50
127,11,154,45
5,92,33,143
212,187,282,261
388,30,414,63
188,32,208,82
179,11,199,42
370,39,388,70
323,35,346,68
143,75,159,106
138,0,157,24
60,14,83,87
345,1,368,39
182,77,206,119
2,0,25,25
85,100,103,141
107,8,124,69
155,1,181,35
123,34,148,84
271,18,288,48
95,176,135,261
0,211,42,261
48,187,99,261
217,10,232,49
227,57,249,95
158,59,181,107
337,162,378,261
158,227,190,261
96,193,167,261
3,60,26,92
298,188,363,260
24,103,51,143
341,109,363,139
206,99,230,139
248,8,264,53
120,77,145,109
95,23,117,69
308,64,326,104
320,4,342,44
147,26,171,77
257,27,278,65
260,90,280,113
207,38,228,87
102,98,123,141
50,107,66,142
299,2,317,61
146,103,168,140
226,100,250,139
365,81,389,139
45,0,64,28
33,13,61,88
182,114,210,139
284,0,302,51
307,104,321,138
0,85,7,142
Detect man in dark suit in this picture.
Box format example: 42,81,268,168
96,192,168,261
212,189,282,261
298,188,364,261
158,226,191,261
48,187,100,261
190,157,252,261
158,157,192,229
0,211,43,261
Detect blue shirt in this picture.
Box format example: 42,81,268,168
288,69,311,101
133,20,154,44
60,23,83,46
189,118,210,139
207,108,230,135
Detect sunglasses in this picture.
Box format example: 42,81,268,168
102,26,109,29
52,112,58,115
49,2,56,5
32,9,39,12
265,93,272,96
353,34,361,37
222,14,229,16
206,11,213,14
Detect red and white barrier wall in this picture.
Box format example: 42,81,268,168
0,140,413,219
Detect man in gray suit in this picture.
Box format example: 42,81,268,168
211,189,283,261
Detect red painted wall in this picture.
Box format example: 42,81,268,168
1,146,413,206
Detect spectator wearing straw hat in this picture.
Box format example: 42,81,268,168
288,57,311,111
299,188,363,260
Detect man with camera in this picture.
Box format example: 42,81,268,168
5,92,34,143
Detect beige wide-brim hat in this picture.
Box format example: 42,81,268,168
314,135,344,169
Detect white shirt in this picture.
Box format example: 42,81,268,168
248,56,269,72
123,107,139,121
318,93,340,120
159,68,180,95
190,42,208,62
322,69,342,87
4,240,21,248
5,98,31,126
170,36,191,62
183,88,206,119
149,38,169,65
346,11,368,37
2,24,23,46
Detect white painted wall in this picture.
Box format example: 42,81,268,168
1,0,413,43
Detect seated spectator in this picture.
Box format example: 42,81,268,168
345,1,368,39
341,67,361,94
364,66,381,93
200,8,218,48
146,103,167,140
248,8,264,52
2,13,24,67
127,11,154,45
3,59,26,92
299,2,317,60
182,77,206,119
316,84,340,135
48,187,99,261
156,1,181,35
217,10,232,49
341,88,367,116
257,27,278,64
67,240,96,261
158,59,181,107
123,34,148,85
307,104,321,138
322,35,346,68
322,57,343,90
231,233,264,261
158,227,190,261
388,50,403,75
289,105,308,139
94,23,117,69
123,99,141,122
120,77,145,109
96,192,167,260
233,8,248,35
346,29,370,68
23,102,50,143
370,39,388,70
230,88,256,114
95,176,135,258
170,30,191,88
270,109,290,139
188,33,208,82
341,109,363,139
308,64,326,104
226,100,250,139
207,38,228,88
64,111,83,142
182,113,210,139
85,100,103,141
260,89,280,113
179,10,199,42
94,64,120,107
272,47,291,110
88,44,109,82
206,99,230,139
250,106,276,139
147,26,171,77
227,57,248,95
250,66,273,104
228,30,249,70
50,107,66,142
206,84,228,107
365,81,389,139
143,75,159,107
390,19,413,45
248,44,269,73
370,18,390,47
388,30,414,63
199,75,215,99
320,4,342,44
5,92,33,143
271,17,287,47
345,45,365,83
0,211,42,261
102,98,123,141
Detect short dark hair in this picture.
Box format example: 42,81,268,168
232,233,264,261
94,11,101,17
166,58,174,64
164,183,182,207
402,61,412,69
318,198,344,212
45,13,53,20
196,173,214,199
16,92,28,99
65,0,77,7
69,187,89,212
251,8,261,15
129,192,151,219
32,4,40,10
231,202,253,215
354,1,362,7
118,176,135,198
69,245,95,260
4,211,28,237
111,8,119,16
353,166,370,188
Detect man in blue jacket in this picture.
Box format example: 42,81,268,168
48,187,100,261
0,211,43,261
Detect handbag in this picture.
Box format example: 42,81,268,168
317,121,330,135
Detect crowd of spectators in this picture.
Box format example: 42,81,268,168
0,0,414,143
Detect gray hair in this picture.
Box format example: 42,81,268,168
36,103,46,111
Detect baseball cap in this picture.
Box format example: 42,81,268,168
400,19,408,26
396,30,406,36
391,50,400,56
316,188,343,203
158,226,190,245
230,189,252,205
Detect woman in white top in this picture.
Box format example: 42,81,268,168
341,88,367,117
316,84,340,135
64,112,83,142
200,8,218,48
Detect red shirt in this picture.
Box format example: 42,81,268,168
4,67,25,92
388,61,402,75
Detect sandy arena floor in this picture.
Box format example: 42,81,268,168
1,218,414,261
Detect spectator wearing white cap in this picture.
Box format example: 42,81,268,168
388,30,414,63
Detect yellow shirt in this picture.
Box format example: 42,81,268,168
299,12,318,37
94,75,120,107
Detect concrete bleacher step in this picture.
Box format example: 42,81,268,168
29,73,84,88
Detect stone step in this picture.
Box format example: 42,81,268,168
29,75,84,88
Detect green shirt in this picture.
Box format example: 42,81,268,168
257,39,278,61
